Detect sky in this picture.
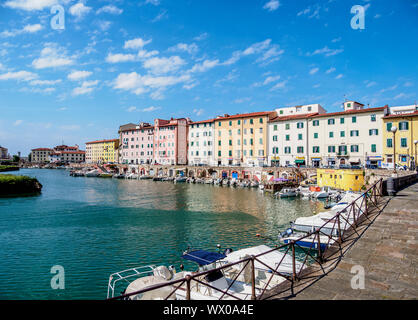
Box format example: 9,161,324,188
0,0,417,156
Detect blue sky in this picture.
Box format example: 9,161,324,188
0,0,417,156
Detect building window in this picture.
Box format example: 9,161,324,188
229,121,232,126
218,151,221,156
219,122,222,127
298,134,302,140
371,114,376,122
399,121,409,131
238,120,241,125
285,135,290,141
352,116,357,123
314,133,318,139
229,140,232,146
369,129,379,136
350,130,359,137
260,118,263,124
284,147,291,154
313,120,319,126
297,122,304,129
386,138,393,148
329,132,334,138
340,131,345,137
273,135,278,141
371,144,376,152
313,146,320,153
328,119,335,125
386,122,392,132
250,119,254,124
218,140,221,146
401,138,407,148
273,124,278,131
285,123,290,130
328,146,335,153
351,145,359,152
340,118,345,124
297,146,304,153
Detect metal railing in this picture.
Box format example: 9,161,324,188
108,178,385,301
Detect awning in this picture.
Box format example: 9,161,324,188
181,250,226,266
311,157,322,160
295,159,305,164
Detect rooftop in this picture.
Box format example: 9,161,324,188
312,106,387,118
383,110,418,119
85,139,119,145
215,111,276,121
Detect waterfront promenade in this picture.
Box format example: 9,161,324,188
291,182,418,300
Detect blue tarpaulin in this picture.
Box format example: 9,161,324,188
181,250,226,266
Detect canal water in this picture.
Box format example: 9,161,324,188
0,169,324,299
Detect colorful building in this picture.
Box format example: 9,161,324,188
49,145,85,163
85,139,119,164
308,102,386,168
317,168,365,191
119,123,154,165
30,148,53,163
214,111,276,166
188,119,215,166
382,110,418,169
153,118,189,165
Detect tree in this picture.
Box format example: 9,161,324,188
13,155,20,163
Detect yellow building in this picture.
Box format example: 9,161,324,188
214,111,276,166
317,168,365,191
85,139,119,164
382,111,418,168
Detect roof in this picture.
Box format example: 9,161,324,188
312,106,386,118
383,111,418,119
119,123,154,132
216,111,276,121
181,250,226,266
190,118,215,125
270,112,319,122
31,148,53,151
85,139,119,145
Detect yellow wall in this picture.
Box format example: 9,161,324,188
382,114,418,166
86,140,119,163
317,168,365,191
214,115,269,165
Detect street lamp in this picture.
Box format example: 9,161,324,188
391,126,397,174
414,140,418,171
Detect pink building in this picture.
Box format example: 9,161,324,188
119,122,154,165
153,118,189,165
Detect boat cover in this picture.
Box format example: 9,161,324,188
182,250,226,266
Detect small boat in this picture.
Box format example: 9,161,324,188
139,175,152,180
296,186,312,198
213,178,222,185
249,181,259,188
222,179,230,186
311,187,329,199
85,169,100,177
174,176,187,183
276,188,298,198
205,179,213,184
279,228,335,251
259,184,265,191
152,176,163,181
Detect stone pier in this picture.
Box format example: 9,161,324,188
290,182,418,300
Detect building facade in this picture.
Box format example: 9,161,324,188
31,148,53,163
307,102,386,167
119,123,154,165
268,113,318,167
382,111,418,169
153,118,189,165
85,139,119,164
214,112,276,167
0,146,9,160
49,145,85,163
188,119,215,166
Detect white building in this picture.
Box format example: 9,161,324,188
188,119,215,166
307,101,387,167
268,113,318,166
275,103,326,117
389,104,418,115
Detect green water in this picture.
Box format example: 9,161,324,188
0,169,323,299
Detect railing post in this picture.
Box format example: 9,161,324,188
316,231,322,262
186,275,191,300
251,256,256,300
337,214,342,243
291,242,297,281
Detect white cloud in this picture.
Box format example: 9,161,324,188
243,39,271,56
331,37,342,43
223,39,282,66
145,0,160,5
326,67,336,74
1,23,43,37
32,44,74,69
366,81,377,88
254,75,280,87
404,81,413,87
234,97,251,104
106,53,136,63
308,46,344,57
127,106,137,112
380,84,398,93
143,56,186,74
270,80,287,91
263,0,280,11
0,70,38,81
124,37,152,49
168,43,198,54
30,79,61,86
69,2,91,19
137,49,159,59
309,67,319,75
68,70,92,81
72,80,99,96
194,33,208,41
142,106,161,112
193,108,204,116
335,74,343,79
4,0,57,11
96,5,123,15
13,120,23,126
190,59,219,73
113,72,191,96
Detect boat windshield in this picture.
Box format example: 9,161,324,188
181,250,226,266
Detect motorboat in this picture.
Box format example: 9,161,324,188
205,179,213,184
259,184,265,191
249,181,259,188
222,179,230,186
85,169,100,177
174,176,187,183
279,228,335,251
310,187,329,199
276,188,298,198
296,186,312,197
139,175,152,180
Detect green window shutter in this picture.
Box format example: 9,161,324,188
352,116,357,123
371,144,376,152
386,122,392,131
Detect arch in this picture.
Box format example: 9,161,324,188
200,170,207,178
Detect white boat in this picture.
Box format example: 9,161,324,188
85,169,100,177
276,188,298,198
296,186,312,197
174,176,187,183
279,228,335,251
311,187,329,199
259,184,265,191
